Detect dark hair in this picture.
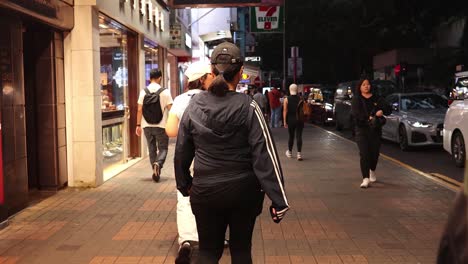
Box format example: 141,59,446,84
150,69,162,80
209,63,243,96
187,74,208,91
356,79,372,96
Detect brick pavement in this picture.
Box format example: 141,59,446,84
0,125,457,264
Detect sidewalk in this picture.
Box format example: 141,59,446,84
0,125,457,264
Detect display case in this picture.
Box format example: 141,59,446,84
102,121,124,170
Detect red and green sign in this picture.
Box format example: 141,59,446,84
250,6,283,33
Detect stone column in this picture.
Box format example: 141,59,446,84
64,1,103,187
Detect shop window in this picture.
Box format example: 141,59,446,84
144,39,159,86
99,15,128,117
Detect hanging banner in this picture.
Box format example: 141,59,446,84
250,6,283,33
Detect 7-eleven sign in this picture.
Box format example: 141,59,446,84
250,6,283,33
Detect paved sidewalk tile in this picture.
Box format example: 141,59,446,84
0,126,456,263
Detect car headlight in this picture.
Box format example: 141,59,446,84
407,121,433,128
325,103,333,111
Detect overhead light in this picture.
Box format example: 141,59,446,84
99,24,109,29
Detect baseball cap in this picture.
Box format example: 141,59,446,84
210,42,243,71
184,61,212,82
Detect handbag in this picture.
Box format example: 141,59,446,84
361,96,386,129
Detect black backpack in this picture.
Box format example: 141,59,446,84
143,87,167,124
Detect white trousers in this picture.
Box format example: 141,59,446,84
177,190,198,245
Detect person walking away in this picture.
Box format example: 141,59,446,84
136,69,173,182
175,42,289,264
252,87,266,114
264,90,271,122
165,62,214,264
283,84,305,161
351,79,391,188
268,87,282,128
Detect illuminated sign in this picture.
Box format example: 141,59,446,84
250,6,283,33
245,56,261,62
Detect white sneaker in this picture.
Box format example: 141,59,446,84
369,170,377,182
285,150,292,158
360,178,370,188
297,152,303,161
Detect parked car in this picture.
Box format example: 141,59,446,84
443,72,468,167
334,80,396,131
307,86,335,125
383,93,447,151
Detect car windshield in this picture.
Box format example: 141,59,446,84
400,94,447,111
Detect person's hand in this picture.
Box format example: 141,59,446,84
269,205,289,223
136,126,142,136
376,110,384,117
284,123,288,128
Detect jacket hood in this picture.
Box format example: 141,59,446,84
189,91,251,137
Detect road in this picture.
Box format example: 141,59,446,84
319,124,465,183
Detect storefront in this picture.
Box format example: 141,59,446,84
0,0,74,223
65,0,171,187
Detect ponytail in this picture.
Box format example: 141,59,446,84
208,63,243,97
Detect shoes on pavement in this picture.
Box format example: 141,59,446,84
285,150,292,158
369,170,377,182
175,241,192,264
152,163,160,182
360,178,370,188
297,152,303,161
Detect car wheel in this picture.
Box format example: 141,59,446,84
452,132,466,168
399,125,409,151
335,114,343,131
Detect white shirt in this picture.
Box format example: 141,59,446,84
138,82,173,129
170,89,202,120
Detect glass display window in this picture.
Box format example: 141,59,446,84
99,15,129,118
144,38,159,86
102,123,124,170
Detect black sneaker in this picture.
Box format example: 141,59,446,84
152,163,160,182
175,242,192,264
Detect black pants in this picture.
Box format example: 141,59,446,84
287,122,304,152
356,127,381,178
190,178,264,264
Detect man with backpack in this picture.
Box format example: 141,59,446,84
136,69,173,182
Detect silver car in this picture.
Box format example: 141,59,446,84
382,93,448,151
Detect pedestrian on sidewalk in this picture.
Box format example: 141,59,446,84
252,87,266,114
351,79,391,188
283,84,305,161
175,42,289,264
268,87,282,128
165,62,214,264
136,69,173,182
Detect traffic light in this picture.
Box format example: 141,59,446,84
400,62,408,77
394,64,401,76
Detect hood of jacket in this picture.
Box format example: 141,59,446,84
188,91,252,138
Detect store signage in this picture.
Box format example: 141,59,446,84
121,0,164,31
170,24,182,47
245,56,261,62
250,6,283,33
170,0,283,7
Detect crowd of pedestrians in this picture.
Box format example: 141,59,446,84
136,41,463,264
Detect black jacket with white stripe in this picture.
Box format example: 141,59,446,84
174,91,289,213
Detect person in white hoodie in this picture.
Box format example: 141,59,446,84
166,62,214,264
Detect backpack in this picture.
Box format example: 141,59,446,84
143,87,167,124
296,99,310,122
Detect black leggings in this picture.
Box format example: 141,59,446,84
356,128,382,178
287,122,303,152
190,179,264,264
